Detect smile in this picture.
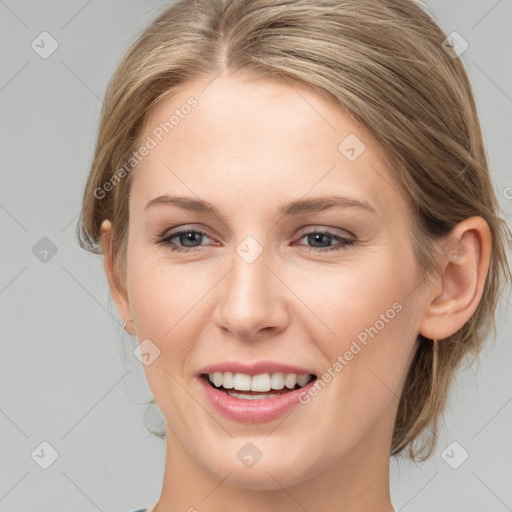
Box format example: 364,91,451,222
203,372,315,399
198,371,318,423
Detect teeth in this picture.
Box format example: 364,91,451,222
251,373,271,392
270,372,285,390
222,371,234,389
213,372,223,387
297,374,311,387
207,372,313,391
284,374,297,389
233,373,252,391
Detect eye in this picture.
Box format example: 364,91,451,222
153,226,356,254
156,228,213,253
295,228,355,252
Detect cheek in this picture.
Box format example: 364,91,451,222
125,247,223,402
125,252,203,417
126,247,209,337
299,247,419,405
289,247,415,341
300,293,418,462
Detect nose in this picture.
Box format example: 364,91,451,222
213,244,290,340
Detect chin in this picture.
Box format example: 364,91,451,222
199,448,320,491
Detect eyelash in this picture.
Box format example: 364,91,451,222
154,227,355,254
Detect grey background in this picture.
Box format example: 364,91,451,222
1,1,511,511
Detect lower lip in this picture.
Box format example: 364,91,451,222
197,375,316,423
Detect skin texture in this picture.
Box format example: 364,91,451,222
100,72,491,512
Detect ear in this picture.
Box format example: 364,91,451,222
100,219,134,335
418,216,492,340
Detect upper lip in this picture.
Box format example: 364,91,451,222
198,361,317,377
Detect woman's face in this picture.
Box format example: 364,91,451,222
108,73,433,489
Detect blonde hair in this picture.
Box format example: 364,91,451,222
77,0,512,461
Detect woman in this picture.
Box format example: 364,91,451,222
77,0,511,510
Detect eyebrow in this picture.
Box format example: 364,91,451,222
144,194,377,216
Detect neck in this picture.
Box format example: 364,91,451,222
153,420,395,512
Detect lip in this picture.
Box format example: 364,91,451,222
198,361,316,377
197,374,317,423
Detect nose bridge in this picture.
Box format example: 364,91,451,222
215,234,288,337
231,236,269,296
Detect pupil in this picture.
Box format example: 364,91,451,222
309,233,329,247
182,231,201,246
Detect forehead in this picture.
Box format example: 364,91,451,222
130,74,406,220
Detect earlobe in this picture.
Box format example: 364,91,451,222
419,216,491,341
100,219,133,331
